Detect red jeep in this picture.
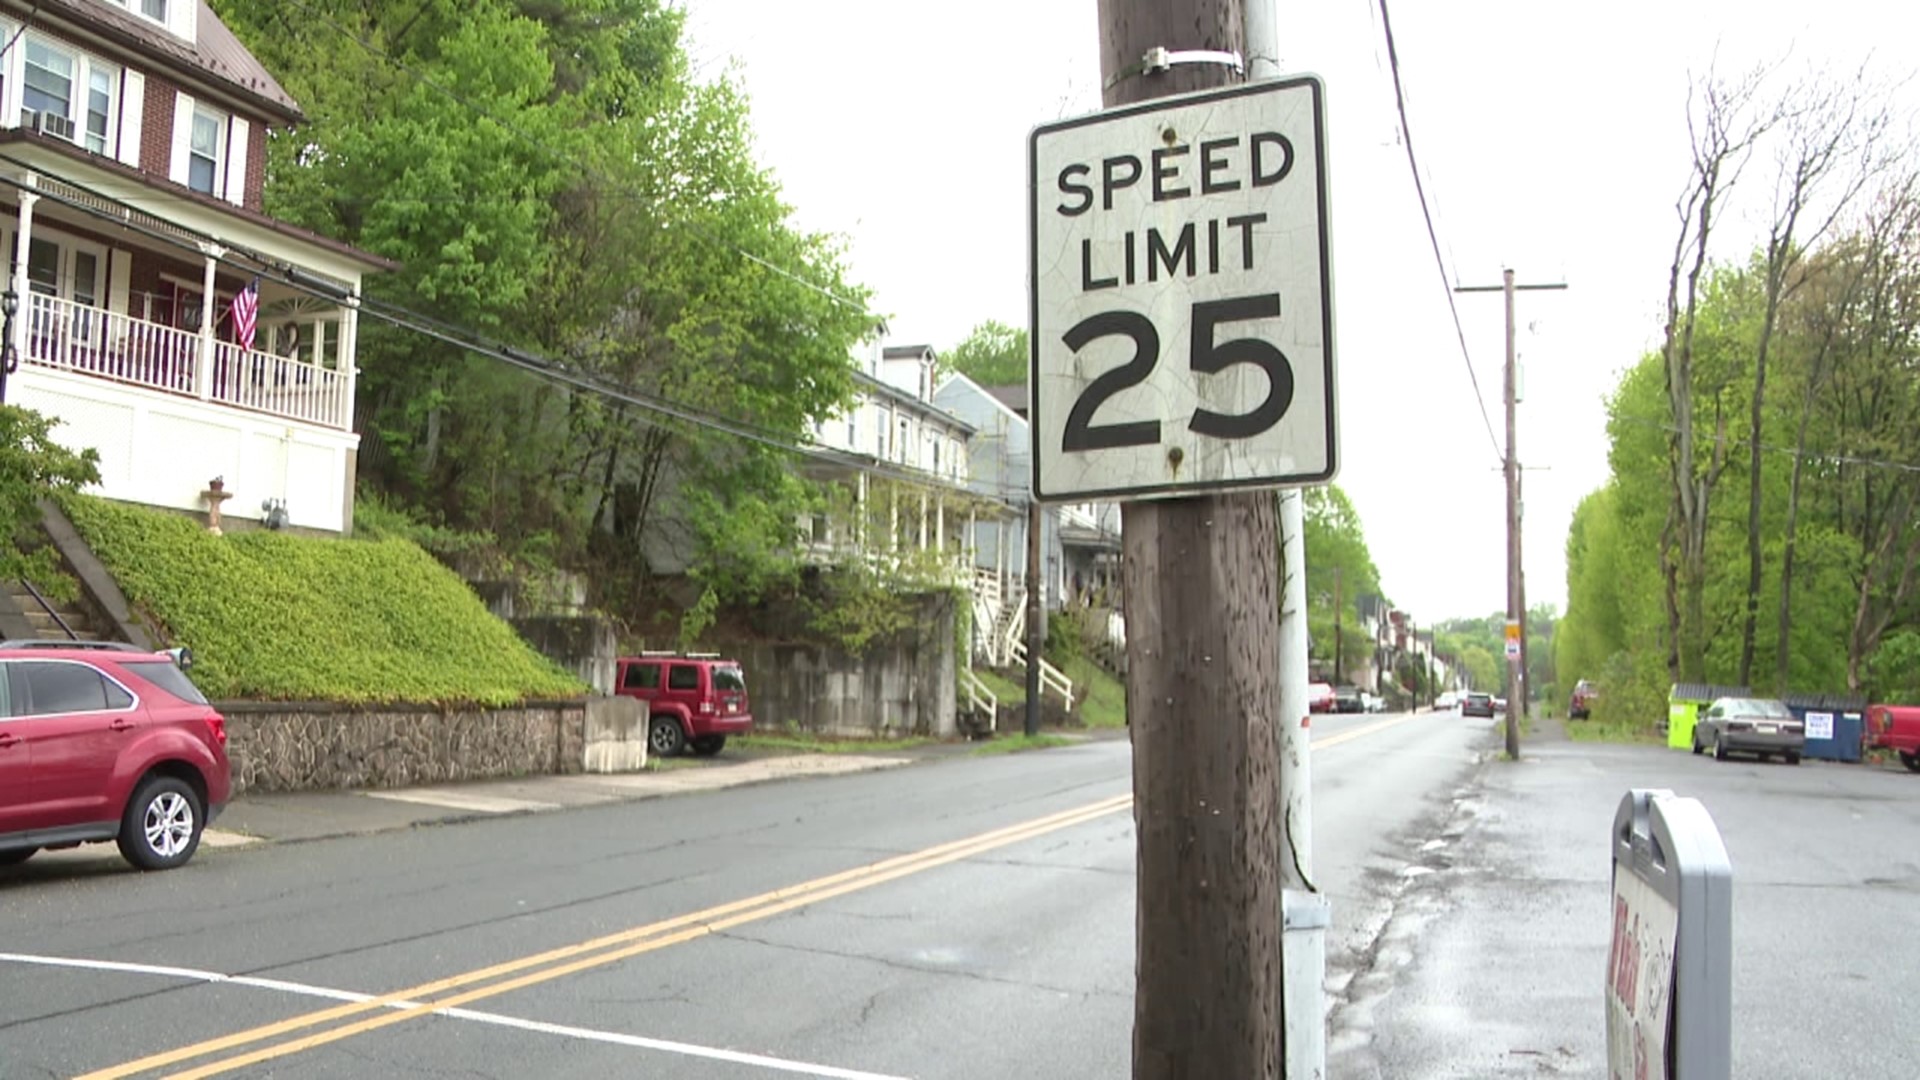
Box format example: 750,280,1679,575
1865,705,1920,772
614,653,753,758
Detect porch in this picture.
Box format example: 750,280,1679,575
18,290,353,430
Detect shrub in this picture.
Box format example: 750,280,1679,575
62,496,584,706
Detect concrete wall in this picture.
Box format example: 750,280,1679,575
219,696,646,795
717,596,958,738
512,615,619,695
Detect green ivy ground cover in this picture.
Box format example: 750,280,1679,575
63,497,585,706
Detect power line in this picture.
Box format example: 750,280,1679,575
0,159,1009,504
1374,0,1502,465
277,0,870,314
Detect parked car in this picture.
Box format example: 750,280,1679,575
1307,682,1335,713
614,652,754,757
1362,692,1386,714
0,643,229,871
1569,679,1600,720
1864,705,1920,772
1692,696,1804,764
1333,685,1365,714
1493,696,1508,713
1435,691,1458,711
1461,692,1495,718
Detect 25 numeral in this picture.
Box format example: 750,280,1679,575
1059,294,1294,452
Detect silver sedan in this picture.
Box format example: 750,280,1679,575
1693,697,1805,764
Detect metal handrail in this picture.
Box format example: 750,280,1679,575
17,579,77,640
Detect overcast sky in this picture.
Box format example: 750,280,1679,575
678,0,1915,625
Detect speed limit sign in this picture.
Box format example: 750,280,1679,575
1028,76,1336,501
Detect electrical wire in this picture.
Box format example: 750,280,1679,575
0,159,1016,504
1610,413,1920,476
1374,0,1504,466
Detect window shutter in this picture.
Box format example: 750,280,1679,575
108,248,131,317
168,91,193,185
226,116,249,206
117,71,145,169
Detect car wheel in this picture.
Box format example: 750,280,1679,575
690,735,727,757
0,847,36,866
1712,735,1728,762
116,775,203,871
1691,731,1704,756
649,716,688,757
1786,752,1802,765
1900,750,1920,773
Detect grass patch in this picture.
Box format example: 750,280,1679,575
60,495,584,705
733,730,932,755
970,733,1073,755
1566,717,1668,745
972,667,1026,706
1061,656,1126,728
644,756,706,771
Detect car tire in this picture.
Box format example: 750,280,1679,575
649,716,688,758
1712,736,1728,762
690,735,727,757
1900,751,1920,773
1786,752,1802,765
116,774,204,871
0,847,36,866
1691,732,1704,756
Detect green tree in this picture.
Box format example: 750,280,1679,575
1301,486,1384,682
943,320,1028,387
0,407,101,587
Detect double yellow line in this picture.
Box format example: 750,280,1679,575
83,793,1133,1080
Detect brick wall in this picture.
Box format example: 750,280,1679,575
141,73,177,177
246,126,266,214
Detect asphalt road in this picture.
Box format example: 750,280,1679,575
0,708,1489,1079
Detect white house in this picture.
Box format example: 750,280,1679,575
2,0,393,533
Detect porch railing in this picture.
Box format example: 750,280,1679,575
22,292,352,430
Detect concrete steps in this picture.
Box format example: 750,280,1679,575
4,579,103,642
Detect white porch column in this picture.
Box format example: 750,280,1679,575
888,487,899,553
340,298,360,428
196,244,224,401
935,497,946,553
918,490,929,551
10,190,36,365
965,508,976,566
854,472,868,551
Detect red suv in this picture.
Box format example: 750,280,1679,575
614,652,753,757
0,642,229,871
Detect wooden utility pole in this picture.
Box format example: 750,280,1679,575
1097,2,1284,1077
1457,270,1565,761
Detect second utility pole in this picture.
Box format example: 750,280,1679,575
1457,269,1565,760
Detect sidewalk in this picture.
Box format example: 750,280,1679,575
208,751,920,846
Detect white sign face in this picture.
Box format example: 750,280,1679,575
1805,711,1834,740
1607,866,1678,1080
1504,639,1522,660
1029,77,1335,501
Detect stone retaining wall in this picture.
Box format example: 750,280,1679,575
218,698,622,796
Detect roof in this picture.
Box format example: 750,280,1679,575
0,132,398,273
1779,691,1868,711
851,370,975,434
32,1,304,124
933,372,1028,431
984,384,1028,416
1670,683,1752,703
882,344,936,361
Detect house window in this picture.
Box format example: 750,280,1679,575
19,39,115,152
188,106,225,194
84,68,111,154
23,41,74,122
139,0,169,23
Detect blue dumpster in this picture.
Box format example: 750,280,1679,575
1782,693,1866,762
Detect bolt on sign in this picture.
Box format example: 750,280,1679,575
1608,789,1732,1080
1028,77,1335,502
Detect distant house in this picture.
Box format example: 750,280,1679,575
933,373,1122,608
3,0,394,533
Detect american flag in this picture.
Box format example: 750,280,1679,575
231,277,260,352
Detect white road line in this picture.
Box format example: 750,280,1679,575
0,953,908,1080
362,789,563,814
